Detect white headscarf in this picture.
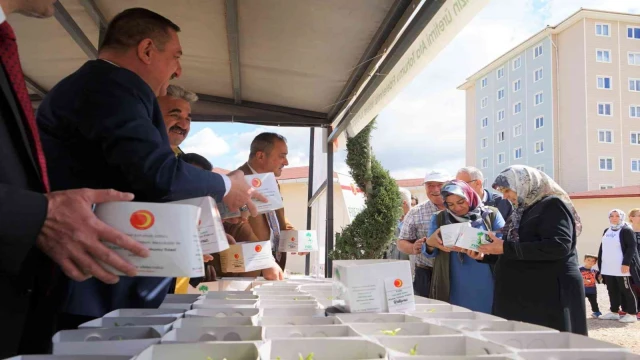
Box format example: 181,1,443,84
609,209,626,231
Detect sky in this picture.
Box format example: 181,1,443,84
182,0,640,180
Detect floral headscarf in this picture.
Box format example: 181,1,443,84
609,209,626,231
492,165,582,242
440,180,483,222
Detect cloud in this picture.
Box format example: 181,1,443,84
181,128,230,159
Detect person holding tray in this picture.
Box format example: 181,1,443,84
423,180,504,314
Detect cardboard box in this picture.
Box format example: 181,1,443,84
278,230,318,252
264,325,361,339
335,314,423,324
348,322,460,337
161,326,264,343
164,294,201,302
413,296,447,305
170,196,229,254
78,317,177,336
203,291,259,300
133,342,261,360
94,202,204,277
258,316,339,326
218,278,256,291
405,304,472,315
259,307,324,317
480,332,627,351
192,298,258,309
185,308,260,318
218,172,284,219
332,259,414,313
416,311,505,322
52,328,161,356
517,350,640,360
5,357,133,360
264,338,388,360
258,300,318,308
257,295,314,301
103,308,184,318
173,316,258,328
220,241,274,273
375,335,511,358
436,320,558,334
158,302,192,311
391,356,515,360
439,223,491,251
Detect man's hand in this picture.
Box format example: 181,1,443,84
262,265,284,281
223,170,268,216
412,238,426,255
225,234,237,245
36,189,149,284
203,254,214,263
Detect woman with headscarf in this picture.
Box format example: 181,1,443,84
597,209,639,323
471,165,587,335
423,180,504,313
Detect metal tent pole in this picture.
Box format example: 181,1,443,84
305,128,315,276
325,133,334,278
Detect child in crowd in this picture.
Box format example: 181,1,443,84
580,254,602,318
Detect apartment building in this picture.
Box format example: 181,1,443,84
458,9,640,193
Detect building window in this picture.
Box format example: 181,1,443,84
598,130,613,143
596,23,610,37
630,52,640,65
512,57,522,70
628,26,640,39
481,77,488,88
513,79,521,92
598,103,612,116
513,147,522,160
597,76,612,90
596,49,611,63
534,44,543,58
481,117,488,128
535,116,544,129
497,67,504,79
599,157,614,171
497,152,505,164
481,137,488,148
631,105,640,118
534,92,543,106
513,124,522,137
600,184,615,190
482,158,488,169
534,68,543,82
513,102,522,114
631,132,640,145
497,88,505,100
632,159,640,173
481,97,488,109
497,109,505,122
535,165,545,172
629,79,640,92
497,130,505,143
535,140,544,154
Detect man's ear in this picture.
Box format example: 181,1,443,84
137,39,154,65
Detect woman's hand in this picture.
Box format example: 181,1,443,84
426,229,450,253
622,265,630,274
465,249,484,260
478,232,504,255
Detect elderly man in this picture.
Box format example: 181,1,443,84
158,84,196,157
397,170,452,297
456,166,512,220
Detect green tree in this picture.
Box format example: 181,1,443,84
330,119,402,260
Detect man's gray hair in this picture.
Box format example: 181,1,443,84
166,84,199,103
399,187,412,205
457,166,484,182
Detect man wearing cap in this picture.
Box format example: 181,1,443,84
456,166,512,220
397,170,452,297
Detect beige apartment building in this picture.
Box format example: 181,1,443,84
459,9,640,193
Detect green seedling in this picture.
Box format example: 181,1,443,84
380,328,402,336
199,285,209,294
298,352,314,360
424,309,436,313
409,344,418,356
326,296,334,300
113,322,120,327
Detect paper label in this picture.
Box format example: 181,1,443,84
220,241,274,273
348,282,383,313
95,202,205,277
455,227,490,251
218,173,284,219
171,197,229,254
279,230,318,252
384,277,416,313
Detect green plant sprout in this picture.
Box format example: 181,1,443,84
380,328,402,336
297,353,314,360
113,322,120,327
205,357,226,360
199,284,209,294
409,344,418,356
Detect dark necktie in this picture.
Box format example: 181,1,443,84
0,22,50,192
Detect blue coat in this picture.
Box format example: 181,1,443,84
37,60,227,318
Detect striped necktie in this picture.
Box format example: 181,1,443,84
266,210,281,261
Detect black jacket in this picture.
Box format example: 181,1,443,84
598,224,640,285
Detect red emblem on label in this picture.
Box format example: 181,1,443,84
130,210,154,230
393,279,403,288
255,244,262,252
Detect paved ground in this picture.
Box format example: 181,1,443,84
586,284,640,354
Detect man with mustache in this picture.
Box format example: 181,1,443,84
397,170,452,297
158,84,194,157
36,8,265,330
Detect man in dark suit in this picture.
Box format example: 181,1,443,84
37,8,264,330
0,1,153,357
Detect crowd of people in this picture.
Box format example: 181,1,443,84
390,165,640,336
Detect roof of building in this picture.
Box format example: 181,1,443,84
570,185,640,199
458,8,640,90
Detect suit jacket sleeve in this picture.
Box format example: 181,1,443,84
72,78,227,202
503,197,574,261
0,184,48,275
